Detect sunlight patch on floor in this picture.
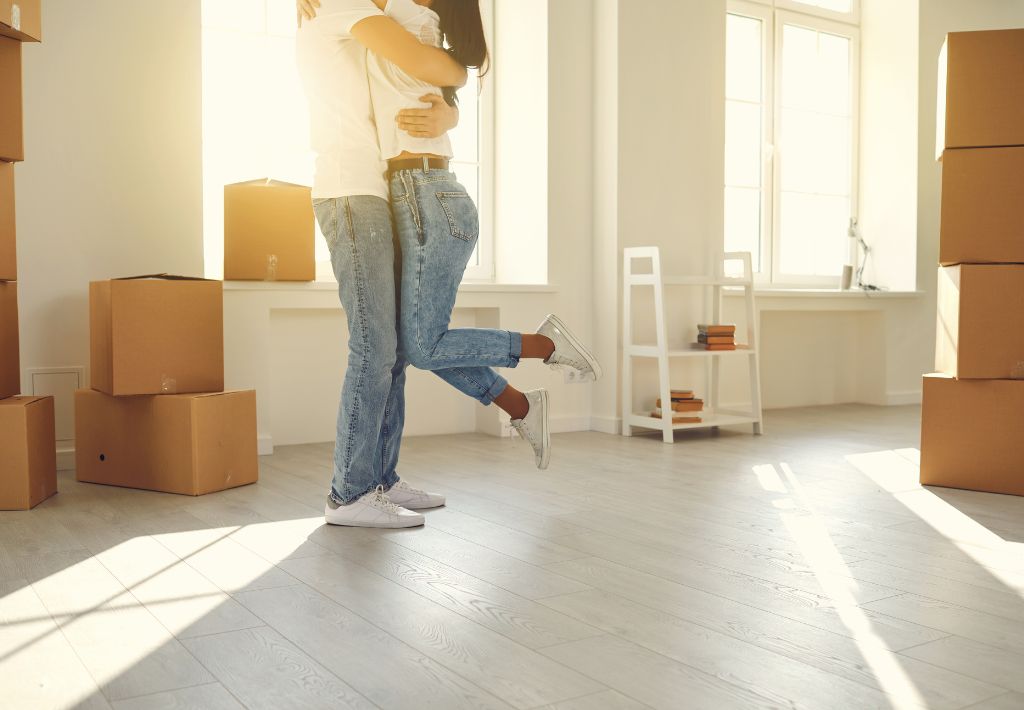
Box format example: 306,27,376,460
846,448,1024,594
754,462,927,709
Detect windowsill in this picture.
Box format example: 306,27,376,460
724,287,924,299
222,280,557,294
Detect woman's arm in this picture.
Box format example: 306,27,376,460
350,16,468,88
296,0,467,88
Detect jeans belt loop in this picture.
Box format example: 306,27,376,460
422,156,429,174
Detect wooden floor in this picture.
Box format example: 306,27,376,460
2,404,1024,709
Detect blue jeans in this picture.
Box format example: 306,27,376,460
389,169,522,403
313,196,404,504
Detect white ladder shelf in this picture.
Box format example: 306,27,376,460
622,248,764,443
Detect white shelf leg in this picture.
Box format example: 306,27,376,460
651,251,674,444
622,251,634,437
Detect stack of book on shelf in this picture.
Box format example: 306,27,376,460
698,324,737,350
651,389,702,424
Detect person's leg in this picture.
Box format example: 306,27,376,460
313,196,414,511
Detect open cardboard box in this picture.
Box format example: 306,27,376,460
0,395,57,510
90,275,224,396
75,388,258,496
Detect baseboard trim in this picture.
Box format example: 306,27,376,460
589,416,621,435
257,434,274,456
885,391,923,406
57,446,75,472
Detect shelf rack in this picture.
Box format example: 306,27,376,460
622,248,764,443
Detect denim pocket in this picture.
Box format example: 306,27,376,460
435,192,479,242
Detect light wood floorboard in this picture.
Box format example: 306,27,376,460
1,404,1023,709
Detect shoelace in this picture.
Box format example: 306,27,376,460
393,481,426,496
369,484,403,514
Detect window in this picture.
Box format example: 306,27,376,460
725,0,859,286
201,0,495,282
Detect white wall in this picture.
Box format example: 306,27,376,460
16,0,204,461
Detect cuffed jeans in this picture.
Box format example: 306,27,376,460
313,196,404,504
389,169,522,404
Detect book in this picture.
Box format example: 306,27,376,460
704,343,737,351
670,389,694,400
656,398,703,412
697,324,736,336
651,409,702,424
697,334,735,345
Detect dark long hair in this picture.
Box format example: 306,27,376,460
432,0,489,75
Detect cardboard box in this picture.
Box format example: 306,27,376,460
0,0,41,42
937,29,1024,158
224,180,315,282
75,388,258,496
0,279,18,398
0,160,13,280
921,374,1024,497
0,35,22,162
90,275,224,396
0,395,56,509
940,147,1024,265
936,265,1024,379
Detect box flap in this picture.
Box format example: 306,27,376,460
113,274,216,282
226,178,312,190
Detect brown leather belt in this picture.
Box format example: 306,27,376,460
386,156,449,179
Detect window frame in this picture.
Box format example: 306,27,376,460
726,0,861,288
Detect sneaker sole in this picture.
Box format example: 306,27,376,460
397,499,447,510
537,389,551,470
324,514,425,528
543,314,603,381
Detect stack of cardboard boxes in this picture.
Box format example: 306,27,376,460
0,1,57,512
75,276,259,496
922,28,1024,497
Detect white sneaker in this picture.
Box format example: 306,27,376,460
511,389,550,470
386,480,446,510
538,314,602,381
324,485,424,528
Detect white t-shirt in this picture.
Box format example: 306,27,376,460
368,0,454,160
296,0,388,200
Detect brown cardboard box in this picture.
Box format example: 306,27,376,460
224,180,315,282
937,29,1024,158
0,161,13,280
936,265,1024,379
75,388,258,496
0,0,41,42
921,374,1024,497
90,275,224,396
0,395,56,509
940,147,1024,265
0,35,22,162
0,280,18,397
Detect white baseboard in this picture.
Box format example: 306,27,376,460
885,390,923,406
589,415,621,435
257,434,274,456
57,446,75,472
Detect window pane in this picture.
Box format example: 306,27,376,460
725,187,762,272
780,109,850,195
726,100,762,188
789,0,853,13
726,14,762,102
779,193,850,276
449,71,480,163
778,21,854,278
